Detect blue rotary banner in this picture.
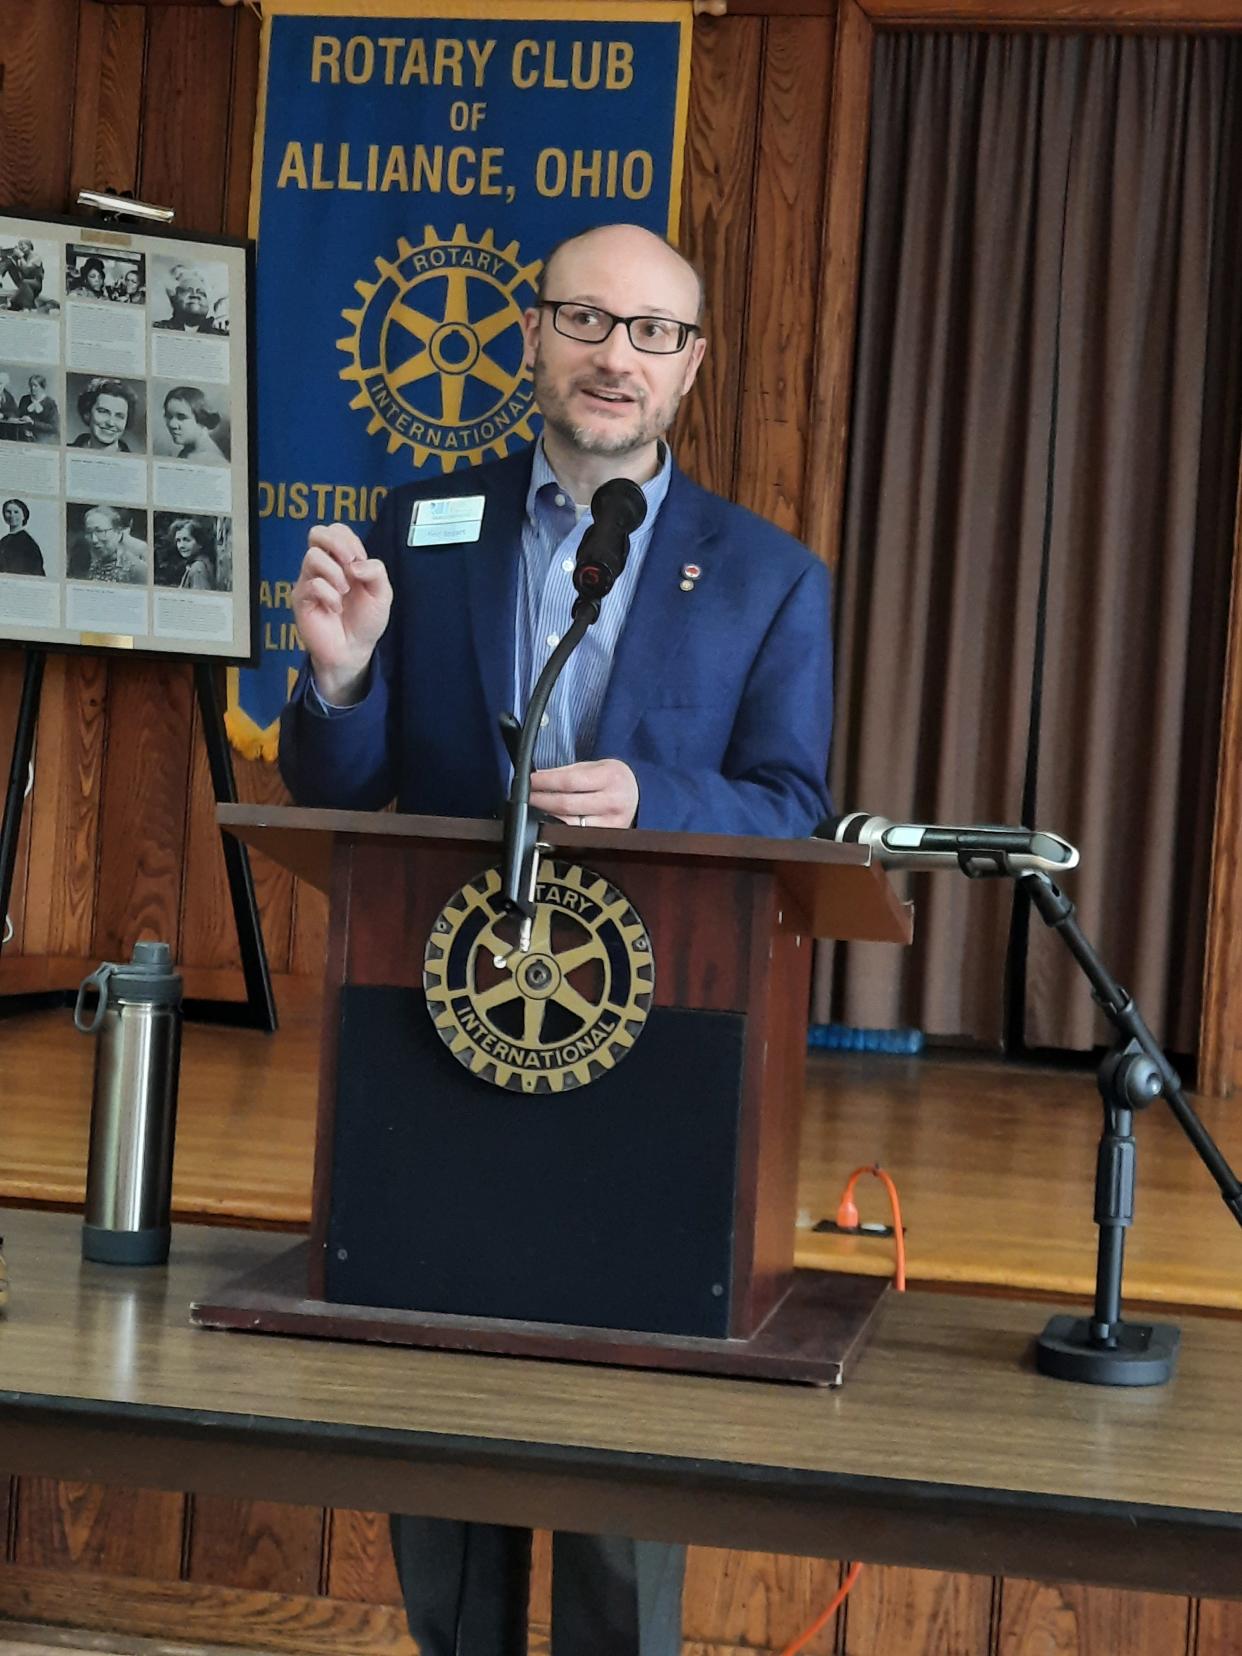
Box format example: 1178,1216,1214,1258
227,0,693,758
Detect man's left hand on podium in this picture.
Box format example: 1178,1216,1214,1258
530,758,639,829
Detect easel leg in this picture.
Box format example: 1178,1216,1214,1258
0,649,45,960
188,662,278,1032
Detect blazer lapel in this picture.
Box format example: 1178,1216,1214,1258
593,466,713,758
462,449,532,787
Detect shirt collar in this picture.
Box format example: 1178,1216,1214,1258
525,436,673,530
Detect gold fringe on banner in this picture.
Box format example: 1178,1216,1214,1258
225,668,284,762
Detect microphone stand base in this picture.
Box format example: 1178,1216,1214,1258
1035,1314,1179,1386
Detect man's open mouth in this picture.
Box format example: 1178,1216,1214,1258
580,386,636,407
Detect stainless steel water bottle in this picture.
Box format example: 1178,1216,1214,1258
74,940,183,1265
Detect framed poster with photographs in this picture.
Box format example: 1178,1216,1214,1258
0,210,254,663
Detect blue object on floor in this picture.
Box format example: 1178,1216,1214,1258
807,1024,925,1055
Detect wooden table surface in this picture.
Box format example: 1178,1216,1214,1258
3,1207,1241,1602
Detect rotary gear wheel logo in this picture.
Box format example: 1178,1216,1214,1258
424,861,655,1094
338,224,541,472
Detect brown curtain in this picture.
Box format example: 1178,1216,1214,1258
817,31,1242,1056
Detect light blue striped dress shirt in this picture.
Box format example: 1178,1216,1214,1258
515,439,672,770
309,444,672,766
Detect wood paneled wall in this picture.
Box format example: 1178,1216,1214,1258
4,1472,1242,1655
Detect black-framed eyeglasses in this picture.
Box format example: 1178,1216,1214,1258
540,300,700,356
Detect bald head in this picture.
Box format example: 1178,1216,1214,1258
537,224,704,324
523,221,708,485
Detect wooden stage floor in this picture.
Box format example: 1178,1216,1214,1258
4,979,1242,1311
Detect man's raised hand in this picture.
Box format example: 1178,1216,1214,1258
292,524,393,706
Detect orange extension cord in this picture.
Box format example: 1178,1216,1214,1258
773,1164,906,1656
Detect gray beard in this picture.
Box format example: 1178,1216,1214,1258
533,358,681,457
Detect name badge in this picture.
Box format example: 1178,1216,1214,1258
408,495,485,547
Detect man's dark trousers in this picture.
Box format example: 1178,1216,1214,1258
390,1515,686,1656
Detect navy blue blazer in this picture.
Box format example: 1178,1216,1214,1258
279,447,832,837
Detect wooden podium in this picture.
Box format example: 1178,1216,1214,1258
193,805,912,1385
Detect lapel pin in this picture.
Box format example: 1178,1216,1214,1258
680,562,702,593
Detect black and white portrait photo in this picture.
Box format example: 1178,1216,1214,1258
0,236,59,315
67,503,149,585
153,381,231,464
66,246,146,305
67,373,147,454
150,256,229,335
0,365,60,445
153,512,232,592
0,497,48,577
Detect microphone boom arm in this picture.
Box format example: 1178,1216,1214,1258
499,596,599,922
496,473,646,929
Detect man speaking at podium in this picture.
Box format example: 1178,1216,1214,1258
280,223,832,1656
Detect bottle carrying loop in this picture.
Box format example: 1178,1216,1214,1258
74,963,116,1034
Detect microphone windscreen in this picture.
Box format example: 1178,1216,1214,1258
591,477,648,534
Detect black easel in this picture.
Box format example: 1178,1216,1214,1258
0,647,276,1030
0,650,46,1009
185,662,277,1030
1014,870,1242,1385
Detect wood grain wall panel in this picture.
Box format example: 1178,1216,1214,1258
237,759,300,972
179,699,245,968
996,1580,1191,1656
841,1565,993,1655
529,1527,552,1625
0,0,81,210
801,0,873,570
136,3,236,230
13,1478,184,1580
0,1567,418,1655
290,876,330,977
21,654,108,959
734,16,835,537
1197,1599,1242,1654
324,1508,403,1606
68,2,147,200
91,658,193,959
224,5,261,238
1,1473,13,1562
179,698,296,971
683,1547,844,1654
673,14,764,500
1197,462,1242,1096
186,1495,325,1595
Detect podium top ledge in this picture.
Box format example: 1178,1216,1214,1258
217,803,913,944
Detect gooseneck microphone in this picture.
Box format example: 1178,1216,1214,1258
821,813,1079,877
572,477,648,612
501,476,648,921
